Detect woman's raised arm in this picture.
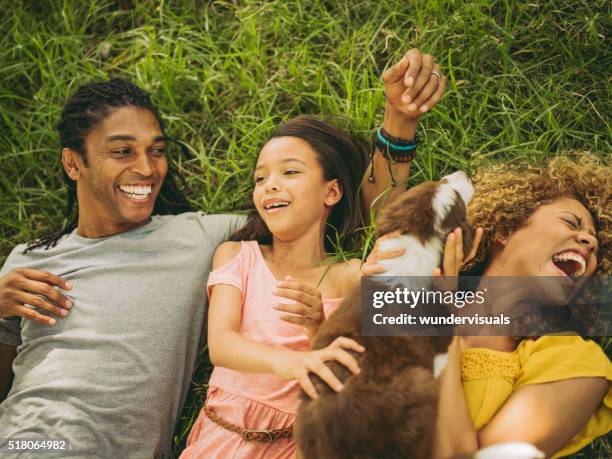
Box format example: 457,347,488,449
361,48,447,223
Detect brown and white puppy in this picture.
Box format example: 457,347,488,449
294,171,474,459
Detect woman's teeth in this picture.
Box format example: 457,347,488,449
119,185,152,201
552,252,586,277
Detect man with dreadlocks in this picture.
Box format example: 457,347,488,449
0,79,246,458
0,49,446,457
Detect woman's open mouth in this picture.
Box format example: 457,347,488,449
551,250,586,278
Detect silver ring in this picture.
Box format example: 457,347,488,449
431,71,441,83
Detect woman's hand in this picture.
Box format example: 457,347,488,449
383,48,447,119
0,269,72,325
432,227,483,295
433,227,484,277
274,276,325,339
360,231,405,276
273,337,365,400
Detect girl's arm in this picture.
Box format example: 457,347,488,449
361,49,447,222
207,242,364,399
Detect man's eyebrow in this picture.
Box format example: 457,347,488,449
105,135,167,143
106,135,136,143
255,158,307,170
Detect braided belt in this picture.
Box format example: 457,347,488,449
203,404,293,443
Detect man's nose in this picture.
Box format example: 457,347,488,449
131,151,154,176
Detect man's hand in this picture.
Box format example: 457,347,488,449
0,269,72,325
383,48,447,119
274,276,325,339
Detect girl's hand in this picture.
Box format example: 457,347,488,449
274,337,365,400
361,231,405,276
274,276,325,339
383,49,447,119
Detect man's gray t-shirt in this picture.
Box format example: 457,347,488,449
0,212,245,458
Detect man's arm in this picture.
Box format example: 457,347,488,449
361,49,447,223
0,342,16,403
0,259,73,400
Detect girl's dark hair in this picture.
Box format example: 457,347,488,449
230,115,369,253
26,78,192,252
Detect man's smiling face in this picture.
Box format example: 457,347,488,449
67,106,168,237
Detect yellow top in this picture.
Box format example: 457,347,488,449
461,335,612,458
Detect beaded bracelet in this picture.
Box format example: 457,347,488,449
368,127,419,186
374,127,418,162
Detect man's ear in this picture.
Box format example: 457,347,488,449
324,179,342,207
61,148,83,180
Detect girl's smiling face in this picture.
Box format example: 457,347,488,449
487,197,599,278
253,136,341,241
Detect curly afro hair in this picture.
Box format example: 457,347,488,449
464,152,610,276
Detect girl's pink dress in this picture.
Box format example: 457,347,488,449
180,240,342,459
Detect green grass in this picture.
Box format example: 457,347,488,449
0,0,609,457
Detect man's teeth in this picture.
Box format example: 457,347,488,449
119,185,152,199
552,252,586,276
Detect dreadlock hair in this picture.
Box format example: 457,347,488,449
25,78,192,253
229,115,369,253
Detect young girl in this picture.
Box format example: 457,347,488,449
179,50,448,459
181,117,367,459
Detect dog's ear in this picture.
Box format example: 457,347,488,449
436,190,474,258
376,182,437,242
460,220,475,257
440,191,467,229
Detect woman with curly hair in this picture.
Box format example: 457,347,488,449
431,153,611,458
